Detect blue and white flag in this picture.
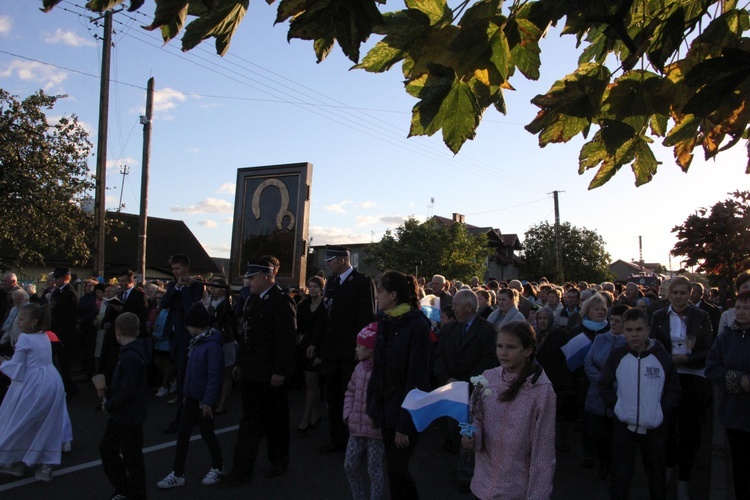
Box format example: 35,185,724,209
561,332,593,371
402,381,470,432
421,305,441,323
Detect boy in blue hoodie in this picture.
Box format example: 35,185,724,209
157,303,224,489
99,312,149,500
598,308,681,500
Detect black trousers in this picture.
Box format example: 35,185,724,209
665,374,710,481
100,419,146,499
382,428,420,500
230,381,289,477
726,428,750,500
610,420,666,500
173,398,223,476
323,357,356,448
57,330,79,395
584,412,614,465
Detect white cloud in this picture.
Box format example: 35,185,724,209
187,147,202,154
222,218,234,224
383,215,415,225
153,87,188,112
204,244,231,256
200,220,217,228
218,182,235,194
358,201,377,209
171,197,233,214
0,60,67,91
355,215,381,227
0,16,12,36
44,28,96,47
106,157,139,169
324,200,352,214
355,215,410,227
309,226,371,245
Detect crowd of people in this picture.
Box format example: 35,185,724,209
0,253,747,500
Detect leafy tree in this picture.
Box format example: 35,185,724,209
522,221,613,283
671,190,750,299
0,89,94,269
365,216,492,280
42,0,750,187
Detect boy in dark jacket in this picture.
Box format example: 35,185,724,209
157,303,224,489
99,312,149,500
599,308,681,500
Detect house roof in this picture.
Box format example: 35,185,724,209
104,212,220,277
431,215,521,249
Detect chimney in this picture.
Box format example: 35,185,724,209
452,212,465,223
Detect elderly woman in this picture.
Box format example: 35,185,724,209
706,291,750,500
0,289,30,350
718,270,750,334
565,293,611,468
650,276,713,499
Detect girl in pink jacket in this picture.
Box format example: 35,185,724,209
343,323,383,500
462,321,557,499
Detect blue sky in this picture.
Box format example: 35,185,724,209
1,1,747,273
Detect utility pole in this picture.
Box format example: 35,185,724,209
638,235,644,271
137,78,154,285
93,10,113,277
117,164,129,212
551,191,564,283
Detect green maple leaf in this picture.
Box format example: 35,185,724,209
182,0,249,55
85,0,126,11
407,67,480,154
526,63,611,146
355,10,432,73
288,0,383,63
579,121,657,188
140,0,189,44
405,0,450,26
506,17,542,80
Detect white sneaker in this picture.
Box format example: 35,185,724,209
169,380,177,394
0,462,25,477
157,471,185,489
155,386,168,397
35,465,52,481
201,467,223,485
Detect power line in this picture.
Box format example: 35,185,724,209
10,4,550,193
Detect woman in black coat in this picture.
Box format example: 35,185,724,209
367,271,431,500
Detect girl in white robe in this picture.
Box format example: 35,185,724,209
0,303,72,481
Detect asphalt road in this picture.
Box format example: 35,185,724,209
0,379,713,499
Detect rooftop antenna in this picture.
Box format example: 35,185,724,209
429,197,435,218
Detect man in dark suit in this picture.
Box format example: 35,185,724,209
307,245,376,452
434,289,499,493
160,254,205,430
691,282,720,335
223,257,297,483
118,270,148,334
50,267,80,399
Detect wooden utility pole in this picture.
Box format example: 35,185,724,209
137,78,154,284
552,190,564,283
93,10,113,277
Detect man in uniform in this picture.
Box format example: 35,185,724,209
50,267,79,399
223,257,297,482
307,245,376,452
